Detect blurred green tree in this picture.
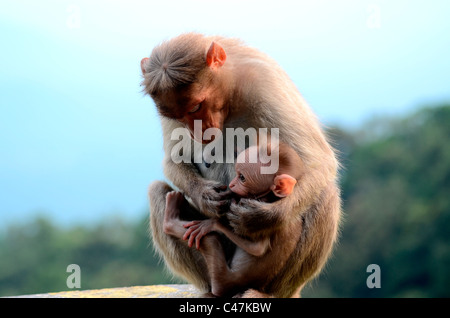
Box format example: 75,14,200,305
304,104,450,297
0,215,172,296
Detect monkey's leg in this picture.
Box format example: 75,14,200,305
163,191,192,239
148,180,211,292
197,235,239,297
197,241,257,297
265,183,341,298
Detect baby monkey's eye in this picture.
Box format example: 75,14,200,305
239,173,246,182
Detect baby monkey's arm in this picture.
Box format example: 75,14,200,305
183,219,270,257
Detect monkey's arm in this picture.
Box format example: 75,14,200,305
227,185,302,236
163,158,231,217
227,138,337,236
161,118,231,217
213,221,270,257
183,219,270,257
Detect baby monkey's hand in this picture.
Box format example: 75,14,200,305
183,219,217,250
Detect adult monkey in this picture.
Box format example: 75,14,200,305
141,33,341,297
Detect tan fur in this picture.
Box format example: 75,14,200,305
143,33,341,297
171,144,306,297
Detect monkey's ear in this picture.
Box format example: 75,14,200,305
140,57,149,75
206,42,226,69
271,174,297,198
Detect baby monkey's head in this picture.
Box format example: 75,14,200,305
229,143,303,199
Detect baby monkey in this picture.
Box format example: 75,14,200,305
163,142,304,297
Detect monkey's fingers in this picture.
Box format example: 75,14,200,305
200,198,230,215
217,199,232,213
213,185,228,192
229,201,250,215
194,227,210,250
227,202,253,230
182,229,192,241
188,228,201,248
183,220,201,228
201,182,229,199
182,225,199,241
215,189,234,200
226,209,241,229
196,233,204,250
241,198,271,211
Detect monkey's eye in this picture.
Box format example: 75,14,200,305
188,103,201,114
239,173,246,182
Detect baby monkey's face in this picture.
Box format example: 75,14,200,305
229,162,274,198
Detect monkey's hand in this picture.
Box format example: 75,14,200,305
189,180,233,217
227,199,284,235
183,219,216,250
163,159,232,217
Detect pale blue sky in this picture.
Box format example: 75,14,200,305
1,0,449,228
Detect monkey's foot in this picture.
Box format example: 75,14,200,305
165,191,186,219
163,191,187,237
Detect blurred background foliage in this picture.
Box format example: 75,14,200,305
1,103,449,297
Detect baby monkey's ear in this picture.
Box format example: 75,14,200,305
271,174,297,198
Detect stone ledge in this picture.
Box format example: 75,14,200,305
8,284,203,298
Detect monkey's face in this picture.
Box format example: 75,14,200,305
230,163,274,198
155,81,229,144
229,171,250,197
143,41,231,144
